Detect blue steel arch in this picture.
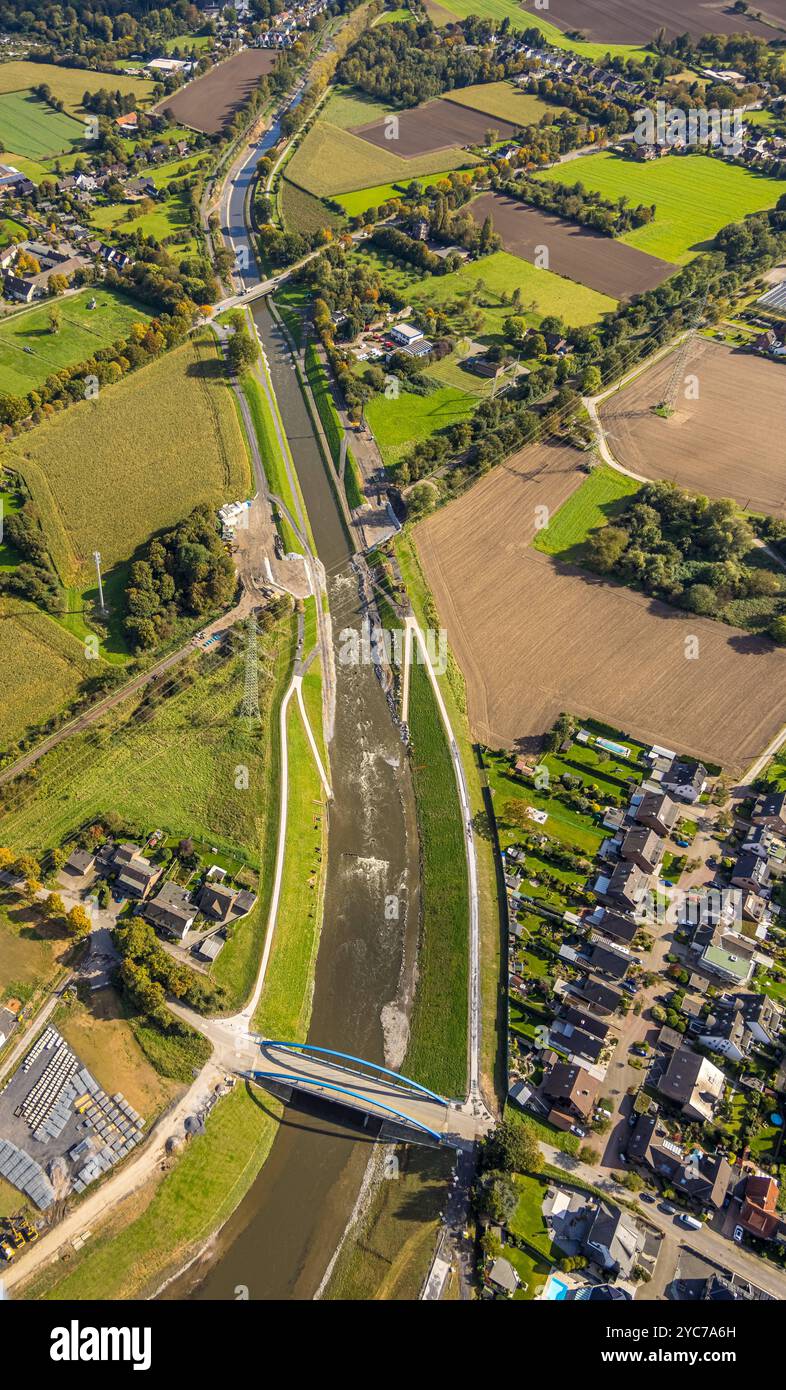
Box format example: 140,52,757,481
249,1071,443,1143
258,1040,449,1107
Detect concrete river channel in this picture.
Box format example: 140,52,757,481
164,291,424,1296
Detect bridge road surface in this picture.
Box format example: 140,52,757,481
250,1042,481,1144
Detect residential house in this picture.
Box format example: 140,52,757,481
584,1202,644,1279
145,881,197,938
550,1008,608,1064
488,1257,520,1296
657,1046,725,1123
63,849,96,877
3,272,34,302
620,827,664,875
592,910,637,945
754,789,786,835
735,993,783,1046
115,111,138,131
571,979,623,1016
731,852,771,897
697,1008,751,1064
692,922,755,985
110,843,162,900
540,1060,599,1129
602,860,649,915
634,791,680,838
738,1174,781,1240
196,880,257,924
664,759,708,803
585,941,630,982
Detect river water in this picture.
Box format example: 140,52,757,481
165,301,421,1300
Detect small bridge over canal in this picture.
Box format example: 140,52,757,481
248,1040,485,1146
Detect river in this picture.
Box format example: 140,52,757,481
164,299,422,1300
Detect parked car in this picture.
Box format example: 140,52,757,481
659,1203,676,1215
677,1213,702,1231
674,838,690,848
639,1193,655,1204
733,1225,745,1243
569,1125,586,1138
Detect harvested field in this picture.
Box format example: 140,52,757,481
547,0,786,43
414,441,786,771
469,192,676,300
285,118,476,197
0,61,153,117
445,82,566,126
156,49,277,134
350,98,519,157
599,339,786,517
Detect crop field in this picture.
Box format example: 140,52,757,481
469,192,676,299
414,440,786,770
544,0,786,43
280,177,343,236
599,339,786,518
366,382,475,467
0,288,150,397
0,601,94,755
0,91,84,159
405,248,617,330
0,61,153,117
350,98,520,157
318,85,394,130
156,49,277,133
537,152,786,264
532,463,639,561
444,82,566,126
9,330,250,583
285,118,477,198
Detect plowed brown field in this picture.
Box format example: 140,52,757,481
548,0,786,44
469,193,677,299
415,441,786,770
351,99,519,157
599,338,786,517
156,49,277,134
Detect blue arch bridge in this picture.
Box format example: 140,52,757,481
246,1039,483,1146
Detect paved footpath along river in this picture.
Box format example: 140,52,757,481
164,300,422,1300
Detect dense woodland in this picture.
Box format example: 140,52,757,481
122,504,236,650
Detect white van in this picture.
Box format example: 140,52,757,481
677,1213,702,1231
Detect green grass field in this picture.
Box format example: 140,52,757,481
366,382,475,467
405,657,468,1098
445,81,566,126
239,367,303,555
532,464,640,562
0,90,84,159
9,329,250,583
318,84,395,130
537,151,786,263
0,287,150,397
0,61,153,117
410,248,616,331
0,215,27,249
286,118,478,198
334,168,473,217
89,192,198,255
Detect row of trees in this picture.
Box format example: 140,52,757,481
501,173,655,237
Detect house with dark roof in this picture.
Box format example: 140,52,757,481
64,849,96,877
697,1008,751,1064
754,789,786,834
620,827,664,875
196,880,258,924
663,759,708,804
735,993,783,1046
628,1112,732,1209
145,881,197,939
585,941,630,982
593,910,637,945
634,791,680,838
584,1202,644,1279
602,860,649,915
731,852,770,897
572,979,623,1016
657,1046,725,1122
110,844,161,900
540,1061,599,1128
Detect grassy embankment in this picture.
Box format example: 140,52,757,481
396,530,505,1107
303,342,365,509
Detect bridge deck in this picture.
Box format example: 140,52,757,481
250,1043,478,1143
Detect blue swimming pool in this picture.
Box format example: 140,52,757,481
543,1274,569,1301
